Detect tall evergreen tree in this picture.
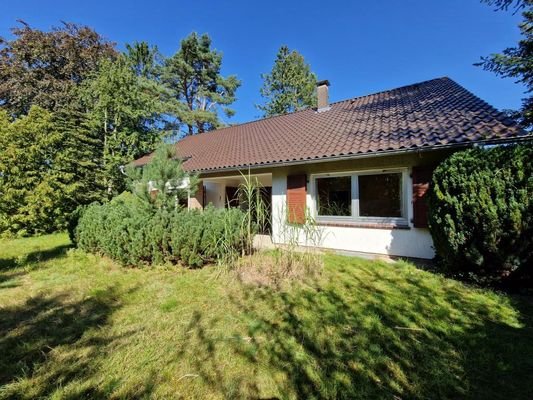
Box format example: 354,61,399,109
53,97,106,206
0,21,116,117
0,107,78,235
81,57,164,196
257,45,317,117
162,33,240,136
477,0,533,128
125,41,161,78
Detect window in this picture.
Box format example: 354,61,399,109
358,173,402,217
313,170,406,223
317,176,351,216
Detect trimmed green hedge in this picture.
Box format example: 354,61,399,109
428,144,532,286
75,193,248,267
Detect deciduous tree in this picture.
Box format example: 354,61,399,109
0,21,116,117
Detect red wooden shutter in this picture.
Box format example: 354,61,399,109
287,174,307,224
412,166,435,228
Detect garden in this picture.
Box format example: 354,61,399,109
1,7,533,398
0,143,532,399
1,233,532,399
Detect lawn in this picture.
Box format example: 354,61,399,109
0,234,532,399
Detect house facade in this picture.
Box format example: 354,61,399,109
134,77,527,259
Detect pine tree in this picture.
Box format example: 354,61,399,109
162,33,240,136
127,144,198,210
125,41,161,78
477,0,533,128
257,45,317,117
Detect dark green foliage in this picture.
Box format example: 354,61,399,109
257,45,317,117
75,194,248,267
477,1,533,128
127,144,198,210
0,23,244,238
428,144,533,285
67,205,87,245
125,41,161,78
0,104,106,236
80,56,165,195
161,32,241,136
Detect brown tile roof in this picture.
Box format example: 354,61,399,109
133,77,528,172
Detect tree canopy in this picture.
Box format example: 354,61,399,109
125,41,161,78
162,33,241,136
0,23,241,235
0,106,103,235
80,56,165,195
0,21,116,117
257,45,317,117
477,0,533,128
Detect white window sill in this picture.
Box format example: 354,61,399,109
316,220,410,230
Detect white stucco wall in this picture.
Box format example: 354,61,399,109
271,165,435,260
199,152,450,259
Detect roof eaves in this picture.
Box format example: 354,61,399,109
190,135,532,174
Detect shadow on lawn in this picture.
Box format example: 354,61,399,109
0,243,72,290
184,262,533,399
0,243,72,271
0,285,151,399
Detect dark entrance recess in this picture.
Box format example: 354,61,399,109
225,186,272,234
225,186,239,208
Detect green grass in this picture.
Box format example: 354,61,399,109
0,233,532,399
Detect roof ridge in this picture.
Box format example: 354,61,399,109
179,76,453,140
330,76,452,105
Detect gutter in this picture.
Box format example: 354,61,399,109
191,136,532,175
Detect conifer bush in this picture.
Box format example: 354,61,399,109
75,194,249,268
428,144,532,286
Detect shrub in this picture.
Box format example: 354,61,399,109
67,205,86,245
428,144,532,286
75,194,249,267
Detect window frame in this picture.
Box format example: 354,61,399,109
311,168,409,226
315,174,353,218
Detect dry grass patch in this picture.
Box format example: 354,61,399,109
235,249,323,288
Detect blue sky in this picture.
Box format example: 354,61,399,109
1,0,526,124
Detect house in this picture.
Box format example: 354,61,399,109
133,77,527,259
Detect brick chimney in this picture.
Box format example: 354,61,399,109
317,80,330,112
